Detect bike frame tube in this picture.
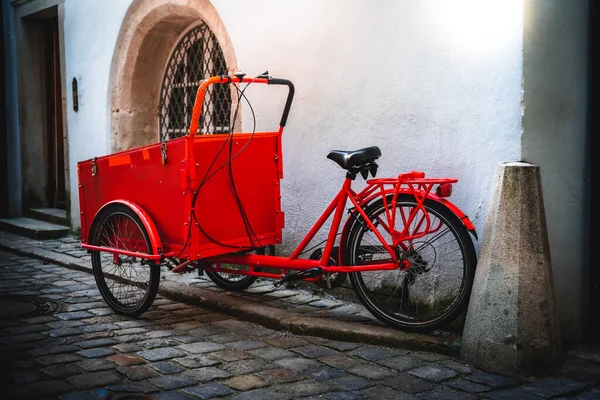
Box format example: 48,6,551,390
289,192,341,261
205,253,399,273
321,178,352,264
346,193,400,260
81,244,171,260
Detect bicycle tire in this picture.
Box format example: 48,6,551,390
345,194,476,332
205,248,265,291
89,204,160,317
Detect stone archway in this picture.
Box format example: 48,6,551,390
109,0,237,152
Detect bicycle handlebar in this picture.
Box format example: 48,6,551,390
267,77,295,127
188,75,295,136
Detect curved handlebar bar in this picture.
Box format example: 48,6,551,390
188,75,295,136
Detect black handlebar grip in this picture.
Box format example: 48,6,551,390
268,78,295,127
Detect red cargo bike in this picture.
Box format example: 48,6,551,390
78,73,478,332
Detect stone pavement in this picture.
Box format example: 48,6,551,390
0,233,599,399
0,231,460,355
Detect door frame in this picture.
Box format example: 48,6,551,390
12,0,69,216
43,17,66,209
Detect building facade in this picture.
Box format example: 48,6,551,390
1,0,592,344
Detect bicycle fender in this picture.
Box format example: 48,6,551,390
434,197,478,240
359,189,478,240
91,200,165,261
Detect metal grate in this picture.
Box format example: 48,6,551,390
159,23,231,140
0,296,65,319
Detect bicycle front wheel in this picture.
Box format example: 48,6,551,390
89,204,160,317
346,194,476,332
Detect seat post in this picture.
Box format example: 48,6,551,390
346,168,358,180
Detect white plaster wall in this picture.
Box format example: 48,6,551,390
62,0,524,249
62,0,133,225
62,0,524,262
213,0,524,250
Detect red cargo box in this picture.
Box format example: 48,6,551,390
78,131,284,260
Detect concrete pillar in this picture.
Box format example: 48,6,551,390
460,162,562,376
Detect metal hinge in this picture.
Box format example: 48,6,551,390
161,142,168,165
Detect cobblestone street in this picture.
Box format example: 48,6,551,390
1,245,600,399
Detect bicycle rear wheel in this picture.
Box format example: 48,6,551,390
89,204,160,317
346,194,476,332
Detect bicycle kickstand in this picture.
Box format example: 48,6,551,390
274,268,323,287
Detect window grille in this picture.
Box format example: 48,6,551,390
158,23,231,140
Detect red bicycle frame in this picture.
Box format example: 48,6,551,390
203,170,465,279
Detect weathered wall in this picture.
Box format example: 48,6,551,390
63,0,524,244
213,0,524,250
108,0,238,153
62,0,132,223
522,0,590,341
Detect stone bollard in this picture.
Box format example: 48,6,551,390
460,162,562,376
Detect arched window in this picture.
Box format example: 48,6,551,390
158,23,230,140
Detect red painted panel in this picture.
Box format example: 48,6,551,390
78,132,282,259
